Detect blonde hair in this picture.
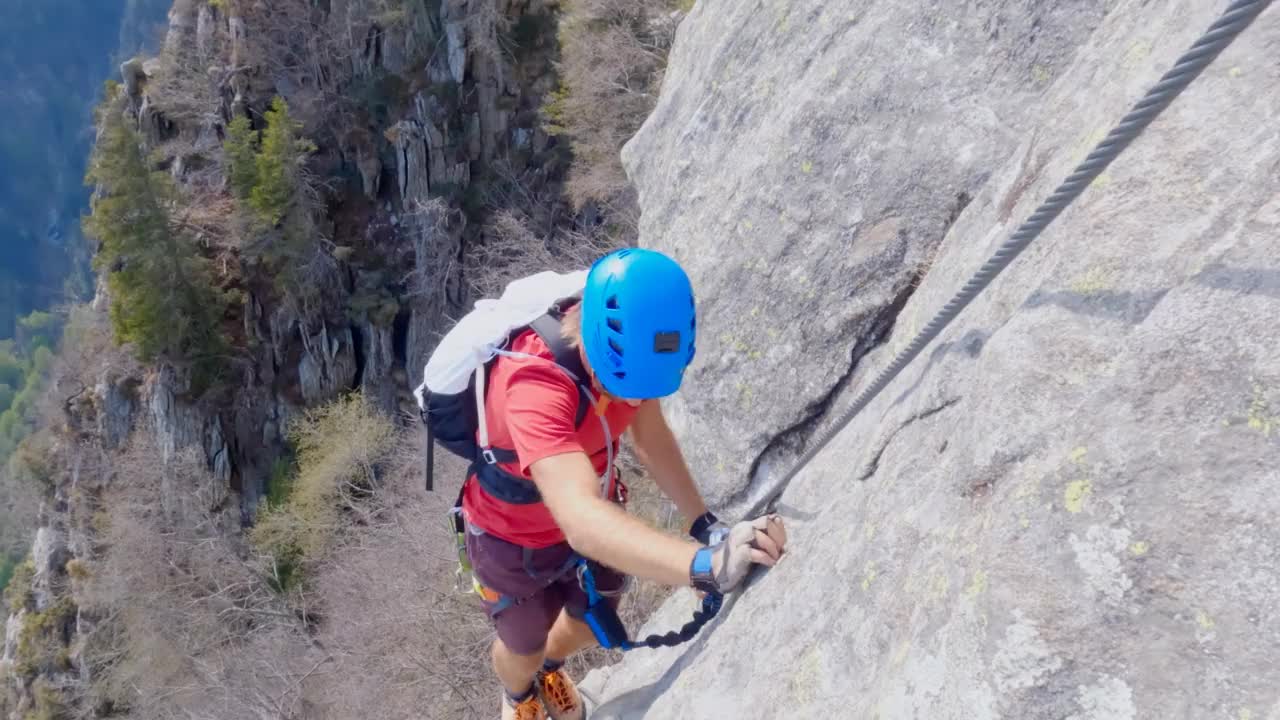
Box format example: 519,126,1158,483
560,303,583,348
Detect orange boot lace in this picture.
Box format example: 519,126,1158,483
537,668,583,720
503,693,547,720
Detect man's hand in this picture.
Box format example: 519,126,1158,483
691,515,788,593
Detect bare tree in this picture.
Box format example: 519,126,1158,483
467,205,619,300
548,0,679,213
80,436,325,719
466,0,515,72
402,197,462,313
236,0,412,135
301,437,496,719
0,464,39,558
146,50,228,130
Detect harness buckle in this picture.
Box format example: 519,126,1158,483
481,448,498,465
577,561,632,598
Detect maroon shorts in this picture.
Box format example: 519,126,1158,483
465,526,626,656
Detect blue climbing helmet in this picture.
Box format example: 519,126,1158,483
581,248,697,399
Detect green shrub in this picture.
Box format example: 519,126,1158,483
15,598,76,679
28,680,71,720
251,394,395,590
347,280,401,327
0,340,54,458
17,312,61,353
0,335,55,466
265,453,296,510
9,433,59,493
64,558,91,583
4,558,34,614
0,554,21,598
540,86,571,137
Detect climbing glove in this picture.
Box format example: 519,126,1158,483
689,514,788,594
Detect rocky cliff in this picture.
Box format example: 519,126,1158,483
98,0,571,514
2,0,580,716
584,0,1280,717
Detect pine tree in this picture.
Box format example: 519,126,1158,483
224,114,259,200
250,97,315,227
83,101,226,387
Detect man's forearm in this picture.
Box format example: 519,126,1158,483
533,452,700,588
565,496,699,587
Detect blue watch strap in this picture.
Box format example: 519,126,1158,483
690,547,717,593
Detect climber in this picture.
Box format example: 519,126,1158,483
456,249,789,720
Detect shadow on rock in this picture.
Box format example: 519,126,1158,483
1022,287,1170,324
1192,263,1280,299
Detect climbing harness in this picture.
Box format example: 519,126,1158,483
751,0,1275,518
459,548,725,651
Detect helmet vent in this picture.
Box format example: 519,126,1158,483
607,318,623,333
608,338,624,356
606,295,620,310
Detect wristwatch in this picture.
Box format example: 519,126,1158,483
689,547,718,594
690,511,730,546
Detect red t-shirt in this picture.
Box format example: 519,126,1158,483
461,328,640,548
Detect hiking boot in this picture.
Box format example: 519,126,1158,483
536,667,584,720
502,691,547,720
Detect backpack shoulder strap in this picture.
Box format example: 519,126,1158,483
528,307,591,429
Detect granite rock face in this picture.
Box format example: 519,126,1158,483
624,0,1115,515
585,2,1280,718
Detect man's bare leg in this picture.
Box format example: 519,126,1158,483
536,610,593,719
544,609,598,664
492,637,545,698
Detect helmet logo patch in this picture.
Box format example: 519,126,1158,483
653,332,682,354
